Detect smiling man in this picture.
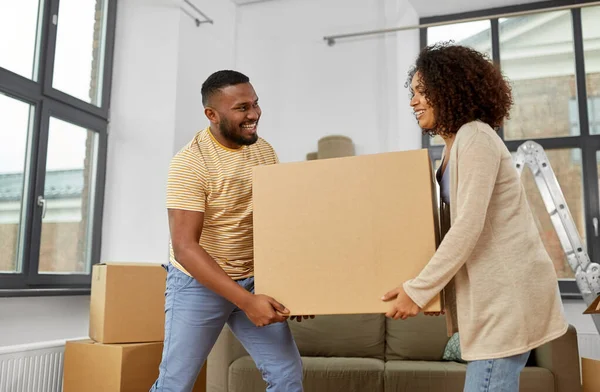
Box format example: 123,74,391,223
150,70,304,392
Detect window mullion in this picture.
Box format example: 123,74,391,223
572,8,590,138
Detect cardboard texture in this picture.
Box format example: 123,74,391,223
63,339,206,392
583,294,600,314
90,262,167,344
252,149,441,315
582,357,600,392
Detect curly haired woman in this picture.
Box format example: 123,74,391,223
382,42,569,392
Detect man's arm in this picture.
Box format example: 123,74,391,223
168,208,289,327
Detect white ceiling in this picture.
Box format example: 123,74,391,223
229,0,550,17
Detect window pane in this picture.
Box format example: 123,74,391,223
426,20,492,146
0,0,42,79
427,20,492,59
39,118,98,274
501,11,578,140
517,148,585,279
0,94,33,273
582,6,600,135
52,0,109,106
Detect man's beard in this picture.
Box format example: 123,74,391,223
220,116,258,146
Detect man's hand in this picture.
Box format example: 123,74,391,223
382,285,421,320
289,315,315,323
240,294,290,327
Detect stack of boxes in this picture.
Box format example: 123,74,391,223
62,262,206,391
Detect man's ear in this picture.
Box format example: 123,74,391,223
204,107,219,124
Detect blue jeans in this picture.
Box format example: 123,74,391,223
464,351,531,392
150,264,303,392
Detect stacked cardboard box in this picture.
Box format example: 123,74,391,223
62,263,206,391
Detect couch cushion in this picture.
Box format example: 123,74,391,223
384,361,554,392
228,355,384,392
289,314,385,359
385,314,448,360
384,360,466,392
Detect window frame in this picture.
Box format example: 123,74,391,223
0,0,116,297
420,0,600,298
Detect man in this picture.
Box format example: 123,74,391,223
150,70,304,392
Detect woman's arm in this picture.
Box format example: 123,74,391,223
403,130,502,308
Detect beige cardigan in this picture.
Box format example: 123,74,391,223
403,120,569,361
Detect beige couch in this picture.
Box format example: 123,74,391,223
207,313,581,392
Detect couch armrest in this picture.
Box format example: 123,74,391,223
207,325,249,392
533,324,581,392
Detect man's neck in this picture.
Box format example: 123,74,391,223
209,126,242,150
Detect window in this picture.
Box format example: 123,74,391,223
52,0,108,105
420,3,600,297
0,0,43,80
583,6,600,135
39,118,99,275
0,94,33,274
500,10,578,140
0,0,116,295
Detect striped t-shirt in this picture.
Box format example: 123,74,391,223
166,127,279,279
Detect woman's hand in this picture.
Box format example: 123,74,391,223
424,310,445,316
382,285,421,320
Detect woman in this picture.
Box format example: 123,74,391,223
382,42,569,391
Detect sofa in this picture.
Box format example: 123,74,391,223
206,313,581,392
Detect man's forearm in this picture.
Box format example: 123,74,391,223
175,244,253,308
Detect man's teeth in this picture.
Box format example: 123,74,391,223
241,123,256,129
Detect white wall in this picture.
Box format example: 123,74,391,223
0,296,89,346
174,0,237,152
234,0,421,163
101,0,180,264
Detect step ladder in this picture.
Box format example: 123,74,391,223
514,141,600,333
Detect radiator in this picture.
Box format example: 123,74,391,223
579,332,600,360
0,339,74,392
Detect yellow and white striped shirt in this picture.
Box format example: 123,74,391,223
166,127,278,279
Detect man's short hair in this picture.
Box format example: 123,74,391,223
201,70,250,106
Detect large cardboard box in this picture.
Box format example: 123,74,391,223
582,357,600,392
252,149,441,315
63,339,206,392
90,262,167,343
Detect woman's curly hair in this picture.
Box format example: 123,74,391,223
406,41,513,138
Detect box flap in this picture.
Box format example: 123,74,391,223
583,294,600,314
67,339,95,346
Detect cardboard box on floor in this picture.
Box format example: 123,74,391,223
582,357,600,392
63,339,206,392
90,262,167,344
252,149,442,315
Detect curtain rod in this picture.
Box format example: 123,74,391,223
182,0,214,26
323,1,600,46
